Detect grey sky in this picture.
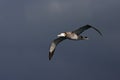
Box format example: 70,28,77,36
0,0,120,80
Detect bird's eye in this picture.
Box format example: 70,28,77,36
85,37,87,38
81,36,83,38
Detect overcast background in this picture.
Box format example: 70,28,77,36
0,0,120,80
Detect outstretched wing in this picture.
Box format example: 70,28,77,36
49,37,66,60
72,25,103,36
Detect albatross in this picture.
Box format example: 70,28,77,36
49,24,102,60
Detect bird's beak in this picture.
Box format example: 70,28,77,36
57,34,61,37
57,33,65,37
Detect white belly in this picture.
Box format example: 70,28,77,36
67,34,78,40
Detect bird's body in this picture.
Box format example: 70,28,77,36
49,25,102,60
64,32,79,40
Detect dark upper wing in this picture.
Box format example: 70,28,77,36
49,37,66,60
72,25,103,36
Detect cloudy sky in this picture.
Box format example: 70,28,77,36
0,0,120,80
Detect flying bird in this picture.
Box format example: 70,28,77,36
49,25,102,60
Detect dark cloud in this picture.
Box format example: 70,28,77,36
0,0,120,80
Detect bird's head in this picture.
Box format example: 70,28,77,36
57,32,66,37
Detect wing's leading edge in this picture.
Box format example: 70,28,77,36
72,25,103,36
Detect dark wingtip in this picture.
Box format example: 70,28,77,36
99,30,103,37
49,50,55,61
91,26,103,37
85,24,103,36
49,58,51,61
49,52,52,61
